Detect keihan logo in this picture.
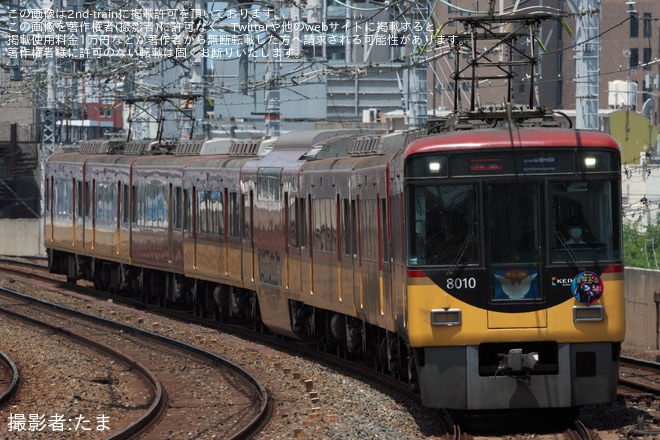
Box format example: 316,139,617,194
551,277,573,287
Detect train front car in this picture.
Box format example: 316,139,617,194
400,128,624,410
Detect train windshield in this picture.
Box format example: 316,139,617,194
550,180,621,262
406,161,621,268
407,185,478,266
488,183,540,265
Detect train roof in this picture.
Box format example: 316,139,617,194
404,128,621,157
273,130,365,150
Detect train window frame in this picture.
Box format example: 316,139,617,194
183,188,192,232
75,179,83,219
196,188,224,236
85,181,92,219
288,195,299,248
54,177,72,216
229,191,240,238
359,198,378,261
241,191,253,242
45,177,51,214
549,178,622,263
380,196,389,263
257,167,282,202
95,180,117,224
299,195,308,249
341,198,351,257
172,185,183,230
406,183,479,267
120,183,130,225
487,181,542,302
312,197,337,253
133,184,168,229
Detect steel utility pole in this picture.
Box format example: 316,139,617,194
40,0,58,253
264,1,281,137
407,0,429,130
571,0,600,130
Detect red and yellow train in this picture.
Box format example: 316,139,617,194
45,126,624,410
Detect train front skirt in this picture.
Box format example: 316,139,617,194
417,342,619,409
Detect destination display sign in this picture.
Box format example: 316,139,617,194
406,150,619,178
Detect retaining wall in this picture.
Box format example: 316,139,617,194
0,219,43,256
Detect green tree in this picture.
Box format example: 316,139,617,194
624,220,660,269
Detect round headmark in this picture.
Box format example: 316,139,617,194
571,271,603,305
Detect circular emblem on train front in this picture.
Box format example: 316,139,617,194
571,271,603,305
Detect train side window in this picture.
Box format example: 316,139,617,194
241,194,250,240
300,195,309,249
351,199,357,257
359,199,378,260
288,195,299,248
242,192,252,241
229,191,240,238
121,183,129,224
172,186,182,230
132,185,138,225
197,189,223,236
45,177,51,213
54,178,72,216
257,167,282,202
312,198,336,253
85,181,92,219
75,179,83,218
380,197,389,263
183,189,192,232
341,198,351,256
158,186,167,228
95,181,117,223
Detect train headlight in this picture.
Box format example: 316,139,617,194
584,157,597,169
431,309,461,326
428,161,442,173
573,305,604,322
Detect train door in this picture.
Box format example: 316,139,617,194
73,178,83,247
284,193,302,298
189,186,197,269
299,194,312,297
357,198,381,319
119,183,130,256
379,195,394,327
115,181,121,254
83,179,92,251
487,182,546,328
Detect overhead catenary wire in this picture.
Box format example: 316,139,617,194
1,0,658,130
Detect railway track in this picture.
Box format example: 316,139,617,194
620,355,660,395
0,349,19,408
0,257,654,439
0,284,270,439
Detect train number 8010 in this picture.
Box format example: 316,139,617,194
445,277,477,290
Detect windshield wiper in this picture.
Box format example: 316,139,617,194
554,230,585,272
448,232,475,276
